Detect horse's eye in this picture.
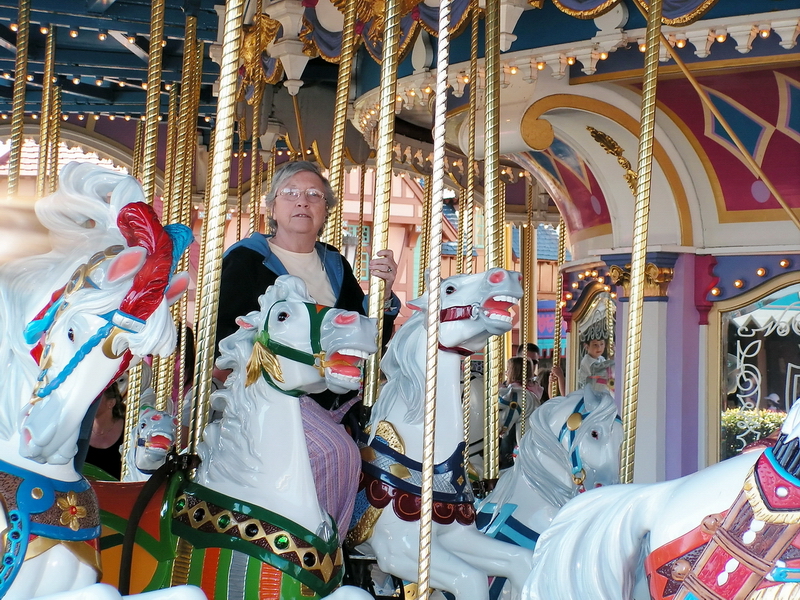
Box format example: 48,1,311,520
141,423,147,429
445,286,456,294
277,312,289,322
67,329,74,342
591,430,599,439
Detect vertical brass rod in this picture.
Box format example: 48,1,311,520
164,85,180,222
236,122,245,240
417,0,453,591
291,94,308,160
37,27,55,199
7,0,31,197
355,166,367,279
324,0,359,248
48,86,61,194
620,0,663,485
520,178,535,434
418,175,432,293
172,15,198,226
132,119,145,178
141,0,167,204
462,2,479,454
483,0,502,481
362,0,402,409
190,0,246,456
249,83,264,235
550,219,566,398
120,362,142,481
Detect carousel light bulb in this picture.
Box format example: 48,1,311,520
509,66,518,75
604,285,611,291
305,149,312,154
124,115,131,121
409,89,416,96
108,114,115,120
140,115,145,121
141,82,148,90
733,279,744,288
462,74,470,83
591,270,598,277
93,114,99,120
26,74,34,81
780,259,791,268
69,28,79,38
639,42,647,52
566,56,576,65
715,32,727,43
95,78,103,86
72,76,80,84
759,28,770,39
78,114,85,120
537,61,546,70
51,76,57,83
204,116,211,122
98,30,108,41
277,150,283,156
565,293,573,300
599,51,609,60
40,26,49,35
2,72,9,79
610,292,617,299
1,114,7,120
396,95,403,102
164,83,172,91
128,34,137,43
559,301,567,308
578,273,585,280
242,152,247,157
10,23,18,32
32,113,38,119
756,267,767,277
571,282,579,289
423,85,432,94
675,38,687,48
118,80,125,87
710,287,721,296
597,277,604,283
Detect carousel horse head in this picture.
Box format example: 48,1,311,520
218,275,378,397
125,404,178,479
523,386,623,500
408,268,523,355
16,164,192,465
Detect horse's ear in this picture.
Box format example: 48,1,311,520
165,271,190,306
107,247,147,283
235,316,255,330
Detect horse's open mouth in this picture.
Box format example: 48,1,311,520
481,295,518,323
325,349,367,380
146,434,173,452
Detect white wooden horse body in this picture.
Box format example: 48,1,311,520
0,163,201,600
520,406,800,600
354,268,534,600
194,275,377,600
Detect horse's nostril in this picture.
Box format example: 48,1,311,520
334,312,358,325
489,271,505,284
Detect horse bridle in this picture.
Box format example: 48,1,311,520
24,246,141,402
438,303,481,355
253,301,336,393
558,398,592,491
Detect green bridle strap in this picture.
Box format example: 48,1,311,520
254,302,333,393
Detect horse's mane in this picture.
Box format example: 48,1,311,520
0,163,141,438
198,278,314,487
525,480,658,600
486,390,620,512
368,306,427,430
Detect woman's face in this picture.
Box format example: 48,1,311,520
271,171,328,241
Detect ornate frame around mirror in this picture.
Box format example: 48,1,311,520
568,280,616,394
706,271,800,466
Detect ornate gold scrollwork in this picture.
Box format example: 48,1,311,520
587,126,638,195
609,262,674,298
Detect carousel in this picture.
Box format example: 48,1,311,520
0,0,799,599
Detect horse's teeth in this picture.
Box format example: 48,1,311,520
338,348,368,359
492,295,518,303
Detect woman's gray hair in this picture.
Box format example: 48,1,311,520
263,161,337,235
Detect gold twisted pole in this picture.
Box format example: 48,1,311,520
180,35,204,223
37,26,55,199
355,166,367,279
141,0,167,204
462,2,479,454
132,119,145,178
362,0,401,409
483,0,502,481
550,219,566,398
249,84,264,235
164,85,180,221
48,86,61,194
190,0,246,456
417,0,453,593
323,0,359,248
7,0,30,197
120,362,142,481
620,0,663,485
236,121,245,240
520,178,535,434
417,175,432,293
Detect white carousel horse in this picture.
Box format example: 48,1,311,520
0,162,200,600
522,402,800,600
475,387,623,600
186,275,376,600
121,403,178,483
348,268,535,600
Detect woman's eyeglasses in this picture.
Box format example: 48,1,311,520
277,188,326,203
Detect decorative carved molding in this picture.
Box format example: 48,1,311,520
587,126,637,195
609,262,674,298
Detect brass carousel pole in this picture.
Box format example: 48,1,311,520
140,0,166,204
7,0,30,197
483,0,502,482
550,219,566,398
323,0,359,249
461,1,479,454
36,26,55,199
417,0,453,592
354,165,367,279
249,91,264,234
236,120,245,239
418,175,432,293
362,0,401,409
47,86,61,194
519,177,535,434
189,0,246,456
132,120,145,178
620,0,663,485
